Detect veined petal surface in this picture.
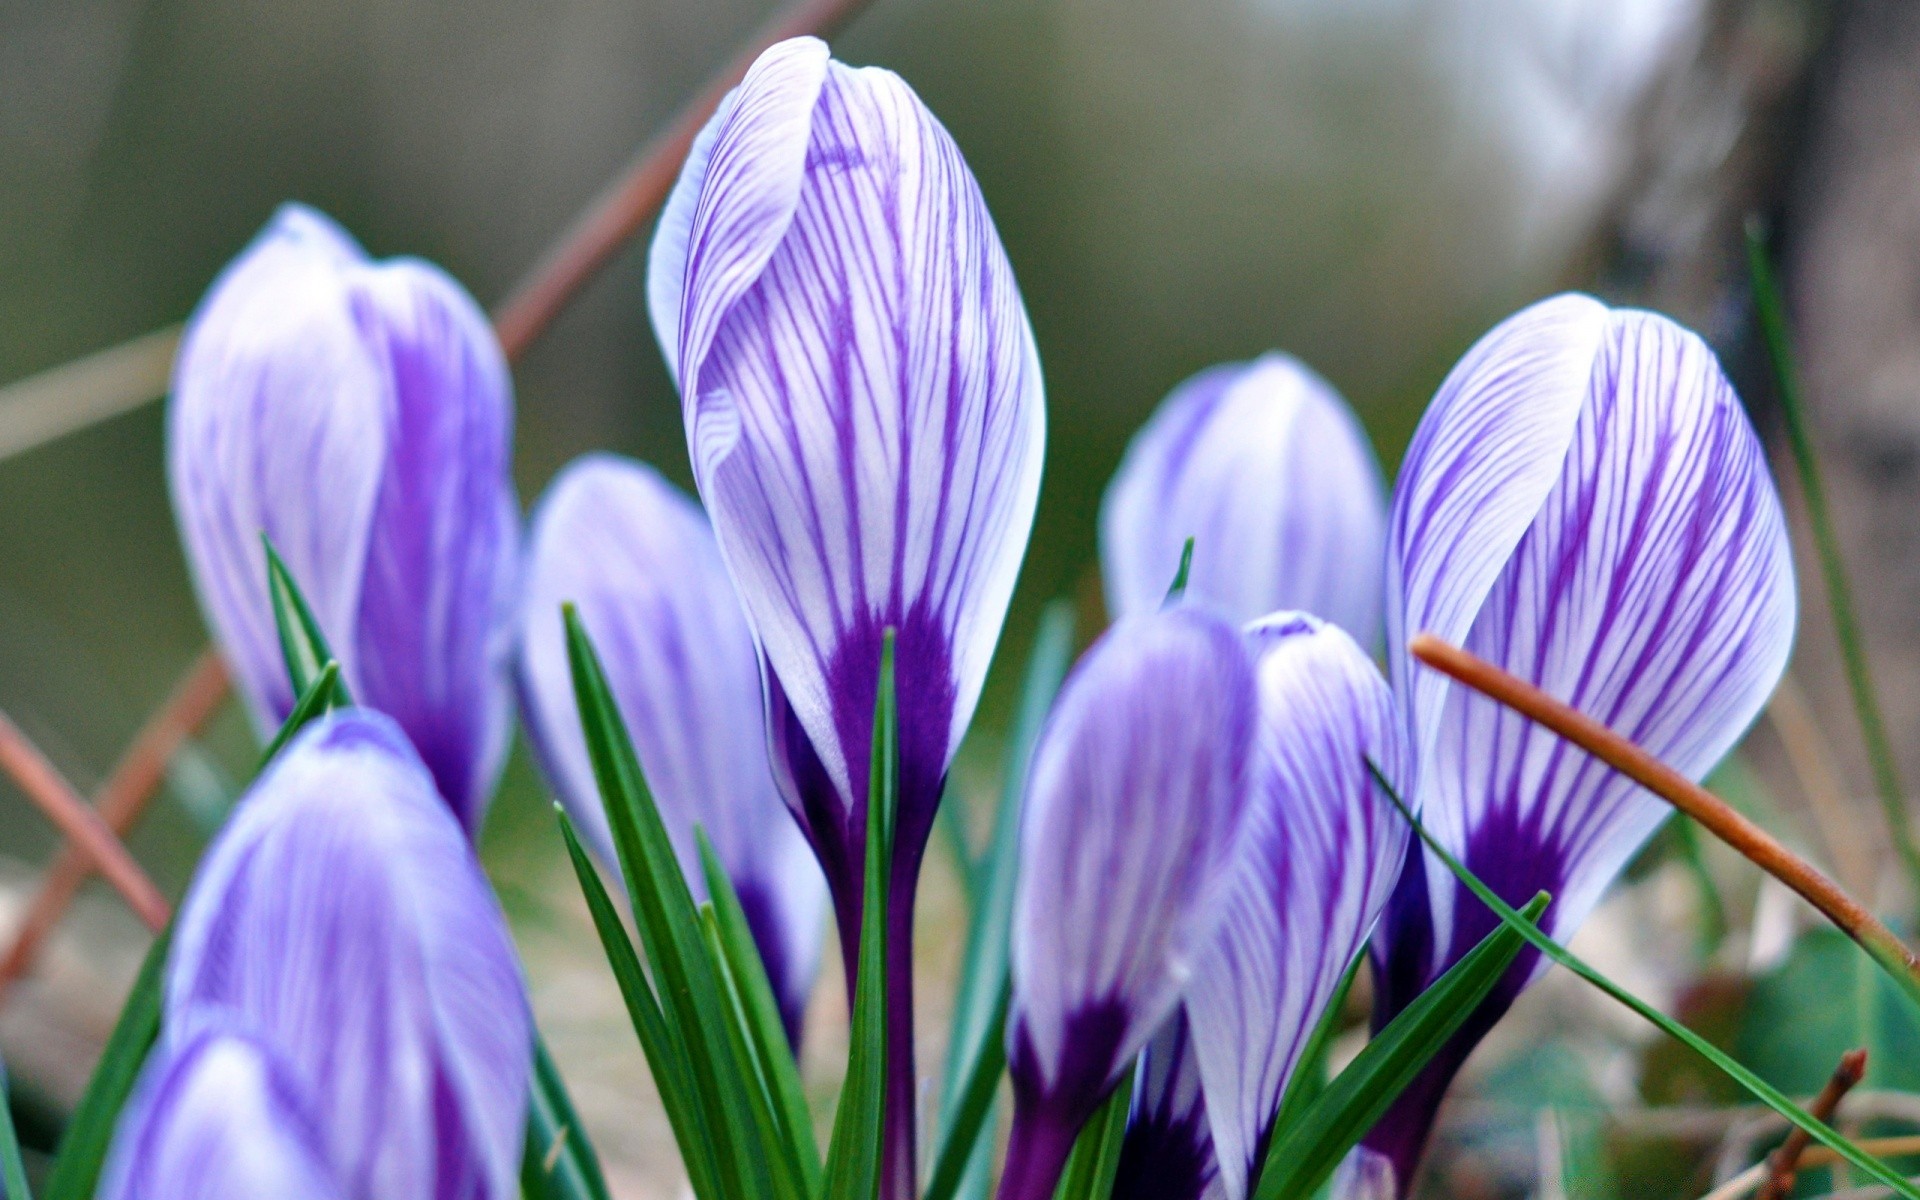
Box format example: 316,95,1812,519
168,203,518,832
100,1025,341,1200
1007,607,1257,1119
1101,354,1387,641
1186,614,1408,1200
1114,1012,1222,1200
1367,297,1796,1186
166,710,531,1200
667,35,1046,840
518,453,827,1039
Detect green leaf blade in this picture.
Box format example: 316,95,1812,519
520,1035,615,1200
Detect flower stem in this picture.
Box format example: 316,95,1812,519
995,1103,1080,1200
1408,632,1920,1010
1744,220,1920,901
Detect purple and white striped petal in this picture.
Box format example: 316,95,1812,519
1366,295,1796,1186
1184,614,1408,1200
999,608,1258,1200
1100,355,1388,641
169,203,518,833
1113,1013,1222,1200
654,34,1045,864
100,1025,342,1200
517,454,828,1042
166,710,531,1200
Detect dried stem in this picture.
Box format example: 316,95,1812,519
491,0,878,359
0,652,228,991
1408,633,1920,998
0,711,169,931
1700,1129,1916,1200
1756,1048,1867,1200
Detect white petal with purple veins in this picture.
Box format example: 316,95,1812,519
1101,354,1387,641
518,453,828,1039
166,710,531,1200
1184,614,1408,1200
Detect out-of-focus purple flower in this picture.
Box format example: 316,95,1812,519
1113,1014,1220,1200
1100,354,1387,641
999,608,1258,1200
100,1025,342,1200
1173,613,1408,1200
163,709,531,1200
648,35,1044,1196
1363,294,1796,1190
168,203,518,833
517,453,828,1043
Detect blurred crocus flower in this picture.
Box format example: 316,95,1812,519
1113,1014,1218,1200
1364,294,1796,1190
168,203,519,833
517,453,829,1043
100,1025,341,1200
649,34,1045,1192
146,709,531,1200
1100,354,1388,641
1000,608,1258,1200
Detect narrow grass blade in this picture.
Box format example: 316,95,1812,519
257,661,344,765
263,537,347,705
1377,759,1920,1200
1052,1062,1133,1200
1265,951,1364,1149
697,831,823,1196
0,1068,32,1200
1162,537,1196,608
43,927,171,1200
699,906,813,1200
822,630,898,1200
520,1034,615,1200
558,813,723,1200
1745,222,1920,897
563,606,776,1200
1252,895,1549,1200
921,987,1007,1200
935,601,1075,1200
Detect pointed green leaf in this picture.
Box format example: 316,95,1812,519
257,661,344,766
699,905,812,1200
697,830,823,1196
520,1035,615,1200
1265,951,1364,1151
921,987,1007,1200
0,1077,31,1200
562,607,775,1200
43,927,171,1200
262,537,348,706
935,600,1075,1200
822,630,898,1200
1051,1062,1133,1200
1253,894,1550,1200
1162,537,1196,608
558,812,723,1200
1374,760,1920,1200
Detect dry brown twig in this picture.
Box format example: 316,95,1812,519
1755,1049,1868,1200
0,0,880,991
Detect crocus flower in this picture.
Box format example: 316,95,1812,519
1364,294,1796,1190
517,453,828,1043
1100,354,1388,641
169,203,518,833
1000,608,1258,1200
1166,613,1407,1200
1113,1014,1219,1200
161,709,532,1200
100,1025,342,1200
648,35,1045,1194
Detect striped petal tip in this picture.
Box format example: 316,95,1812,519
169,202,519,833
100,1025,342,1200
1101,354,1387,641
164,709,532,1200
518,453,829,1043
999,607,1259,1200
1367,294,1797,1187
1179,613,1409,1200
1114,1012,1223,1200
649,34,1045,902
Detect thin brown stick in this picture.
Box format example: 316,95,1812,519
1408,633,1920,982
490,0,876,359
1758,1049,1868,1200
0,712,168,931
0,652,228,990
